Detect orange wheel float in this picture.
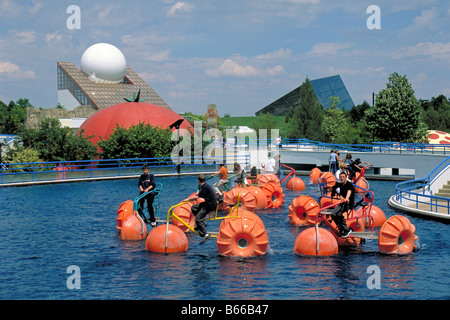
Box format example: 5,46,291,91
171,202,195,232
120,212,147,240
378,215,417,254
309,167,322,184
187,192,204,204
257,174,280,188
261,182,285,208
219,208,263,230
286,176,305,191
319,172,336,189
354,205,386,228
223,187,257,212
288,195,320,226
217,211,269,257
116,199,134,231
145,224,188,253
245,186,267,210
319,194,340,208
294,227,338,256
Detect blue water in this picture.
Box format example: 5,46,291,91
0,176,449,300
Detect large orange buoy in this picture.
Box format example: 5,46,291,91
378,215,417,254
286,176,305,191
261,182,285,208
309,167,322,184
224,187,257,212
145,224,188,253
217,211,269,257
245,186,268,210
171,202,195,232
294,227,338,256
319,172,336,189
117,199,134,231
257,174,280,188
288,195,320,226
120,212,147,240
219,208,263,230
355,178,369,193
355,205,386,228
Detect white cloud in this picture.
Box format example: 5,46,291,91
205,59,284,77
255,48,292,60
0,61,36,80
45,31,62,44
12,30,36,44
308,42,353,56
167,2,194,16
392,42,450,61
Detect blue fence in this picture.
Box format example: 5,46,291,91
393,156,450,215
0,155,249,186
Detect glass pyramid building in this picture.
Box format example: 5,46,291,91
255,75,354,116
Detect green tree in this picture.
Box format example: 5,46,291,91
251,113,277,132
365,72,427,143
321,97,351,144
285,77,324,140
420,95,450,133
19,118,97,161
98,122,175,159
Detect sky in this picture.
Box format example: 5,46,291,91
0,0,449,116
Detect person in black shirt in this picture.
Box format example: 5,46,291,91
187,174,217,244
138,165,157,227
330,171,354,238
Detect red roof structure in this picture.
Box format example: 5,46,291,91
78,101,192,145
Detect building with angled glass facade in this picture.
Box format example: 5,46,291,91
57,61,171,111
255,75,354,116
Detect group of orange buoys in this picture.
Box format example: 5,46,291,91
116,168,418,257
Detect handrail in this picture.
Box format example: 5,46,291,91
394,156,450,215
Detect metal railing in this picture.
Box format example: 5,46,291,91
393,156,450,215
0,155,249,186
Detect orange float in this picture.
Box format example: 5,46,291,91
319,193,340,208
319,172,336,189
145,224,188,253
261,182,285,208
116,199,134,231
288,195,320,226
378,215,417,254
355,178,369,193
245,186,268,210
329,214,365,246
286,176,305,191
354,205,386,228
223,187,257,212
294,227,338,256
257,174,280,188
309,167,322,184
187,192,204,204
217,211,269,257
171,202,196,232
120,212,147,240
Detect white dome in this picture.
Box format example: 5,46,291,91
80,43,127,83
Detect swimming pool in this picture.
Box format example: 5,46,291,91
0,175,449,300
